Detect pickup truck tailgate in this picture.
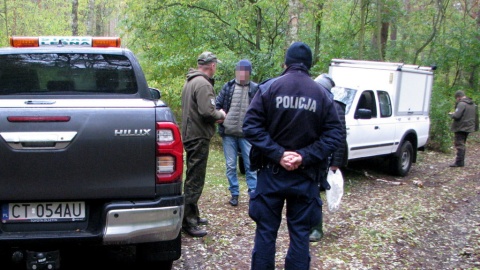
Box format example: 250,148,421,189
0,99,157,201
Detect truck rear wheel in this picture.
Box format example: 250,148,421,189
390,141,413,176
136,232,181,270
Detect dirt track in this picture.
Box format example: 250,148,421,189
32,134,479,270
173,133,480,270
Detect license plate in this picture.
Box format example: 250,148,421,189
2,201,86,223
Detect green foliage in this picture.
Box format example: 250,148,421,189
0,0,120,42
428,85,454,152
152,76,185,121
2,0,480,149
2,1,73,37
118,0,291,123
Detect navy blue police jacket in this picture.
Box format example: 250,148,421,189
242,64,343,182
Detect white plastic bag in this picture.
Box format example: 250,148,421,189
326,168,344,212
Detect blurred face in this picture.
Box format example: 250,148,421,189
235,67,250,84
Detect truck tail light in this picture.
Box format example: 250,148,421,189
156,122,183,184
157,156,175,173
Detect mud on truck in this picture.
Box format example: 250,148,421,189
0,36,184,269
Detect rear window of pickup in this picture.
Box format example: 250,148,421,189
0,53,137,95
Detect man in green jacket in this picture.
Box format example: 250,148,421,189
181,51,226,237
449,90,477,167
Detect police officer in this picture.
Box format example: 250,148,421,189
243,42,343,270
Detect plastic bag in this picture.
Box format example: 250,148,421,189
326,168,344,212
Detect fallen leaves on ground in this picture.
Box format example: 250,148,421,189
173,134,480,270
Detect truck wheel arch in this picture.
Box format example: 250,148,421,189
399,130,419,163
389,130,419,176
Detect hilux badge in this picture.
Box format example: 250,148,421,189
114,129,151,136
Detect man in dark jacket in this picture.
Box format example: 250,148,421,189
449,90,477,167
243,42,343,270
216,59,258,206
309,73,347,242
181,51,226,237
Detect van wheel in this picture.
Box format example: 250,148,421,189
390,141,413,176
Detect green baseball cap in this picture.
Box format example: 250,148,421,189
197,51,221,64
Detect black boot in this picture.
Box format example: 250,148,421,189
309,217,323,242
449,162,464,167
182,226,207,237
229,195,239,206
450,149,465,167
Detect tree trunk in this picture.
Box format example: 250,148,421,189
255,6,261,50
380,22,389,60
359,0,367,59
287,0,300,45
375,0,382,60
469,2,480,88
71,0,78,36
95,1,102,35
375,0,388,60
3,0,8,39
313,2,325,65
87,0,95,35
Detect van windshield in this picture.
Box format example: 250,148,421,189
331,86,356,114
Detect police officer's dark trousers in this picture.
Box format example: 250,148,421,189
249,164,322,270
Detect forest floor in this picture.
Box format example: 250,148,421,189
173,132,480,270
40,133,480,270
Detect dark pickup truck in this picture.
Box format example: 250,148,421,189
0,36,184,269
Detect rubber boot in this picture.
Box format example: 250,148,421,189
457,149,465,166
450,149,465,167
309,216,323,242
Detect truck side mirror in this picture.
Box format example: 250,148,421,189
354,108,372,119
149,87,161,100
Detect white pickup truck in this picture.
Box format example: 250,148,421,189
329,59,435,176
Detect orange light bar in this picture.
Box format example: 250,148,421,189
92,37,121,48
9,36,121,48
10,37,39,47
